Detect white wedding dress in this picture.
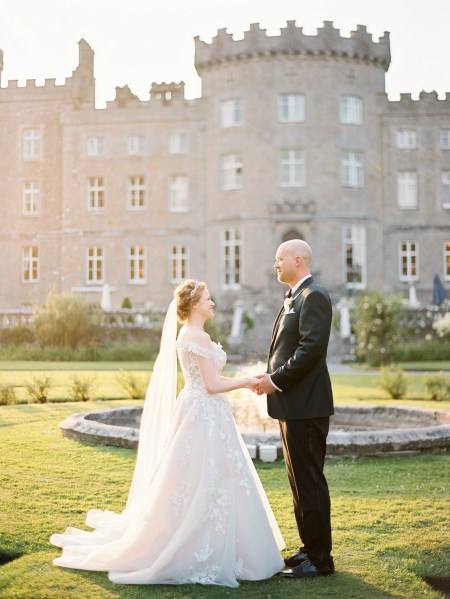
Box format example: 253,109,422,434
51,339,284,587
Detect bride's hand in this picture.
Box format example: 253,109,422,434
244,377,262,389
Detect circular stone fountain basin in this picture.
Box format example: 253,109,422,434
59,405,450,456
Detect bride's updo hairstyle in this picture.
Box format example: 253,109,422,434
174,279,206,322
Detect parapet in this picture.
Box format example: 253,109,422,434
0,38,94,104
195,21,391,73
387,91,450,114
150,81,185,102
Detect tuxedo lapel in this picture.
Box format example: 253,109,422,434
269,277,314,353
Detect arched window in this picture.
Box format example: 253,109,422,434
282,229,303,242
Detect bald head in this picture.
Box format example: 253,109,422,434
274,239,312,286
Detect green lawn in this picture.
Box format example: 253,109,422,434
0,400,449,598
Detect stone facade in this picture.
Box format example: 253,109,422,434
0,24,449,345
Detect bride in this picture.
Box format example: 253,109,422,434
50,279,285,587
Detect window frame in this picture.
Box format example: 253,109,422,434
221,154,243,191
22,181,40,216
220,227,243,290
397,171,418,210
279,149,306,188
441,170,450,209
168,175,189,212
396,129,417,150
341,151,364,188
22,246,39,283
86,177,105,212
399,241,419,282
169,244,190,284
86,136,104,157
342,225,367,290
339,96,363,125
127,175,146,211
220,99,242,128
444,241,450,281
128,245,147,284
278,94,305,123
86,246,104,284
22,128,42,160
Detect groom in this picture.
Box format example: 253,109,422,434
255,239,335,578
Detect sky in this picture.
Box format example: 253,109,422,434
1,0,449,108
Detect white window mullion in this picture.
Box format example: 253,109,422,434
399,241,419,282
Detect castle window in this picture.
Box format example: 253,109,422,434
220,228,242,290
86,247,104,284
440,129,450,149
444,241,450,280
87,177,105,212
168,133,188,154
396,130,417,150
342,225,366,289
128,246,146,284
221,99,242,128
399,241,419,282
168,175,189,212
341,151,364,188
22,128,42,160
279,150,306,187
22,181,40,216
127,176,146,211
340,96,363,125
441,171,450,208
169,245,189,284
86,137,104,156
397,171,418,209
22,247,39,283
278,95,305,123
221,154,243,191
127,136,145,155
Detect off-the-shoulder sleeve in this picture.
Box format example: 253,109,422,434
177,341,214,359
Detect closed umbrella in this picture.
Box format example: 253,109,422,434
100,283,112,311
432,274,448,306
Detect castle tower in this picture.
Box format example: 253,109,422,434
194,22,391,313
72,38,95,105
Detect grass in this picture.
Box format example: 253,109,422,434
0,400,449,598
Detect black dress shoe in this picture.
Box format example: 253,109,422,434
280,558,334,578
283,550,308,568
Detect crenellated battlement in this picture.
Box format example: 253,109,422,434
195,21,391,72
388,90,450,113
0,39,94,104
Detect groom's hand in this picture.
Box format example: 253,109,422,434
254,373,277,395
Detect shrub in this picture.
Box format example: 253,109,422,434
378,366,408,399
121,297,132,309
25,376,52,403
352,291,403,365
0,326,35,346
116,370,147,399
392,340,450,362
34,291,94,348
69,375,94,402
0,383,17,406
423,372,450,401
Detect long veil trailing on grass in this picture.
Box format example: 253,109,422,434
51,298,178,544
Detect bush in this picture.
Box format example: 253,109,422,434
392,340,450,362
116,370,148,399
0,326,35,346
69,375,94,402
34,291,94,349
378,366,408,399
352,291,403,365
121,297,132,309
423,372,450,401
0,383,17,406
25,376,52,403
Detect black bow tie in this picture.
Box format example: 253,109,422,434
285,289,292,298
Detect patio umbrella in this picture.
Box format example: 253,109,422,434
100,283,112,311
408,285,420,307
432,274,448,306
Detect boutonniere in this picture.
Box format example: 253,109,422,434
283,297,294,313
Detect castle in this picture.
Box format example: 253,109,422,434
0,22,449,346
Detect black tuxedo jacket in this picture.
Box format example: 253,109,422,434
267,277,334,420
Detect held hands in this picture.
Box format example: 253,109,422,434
247,373,277,395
